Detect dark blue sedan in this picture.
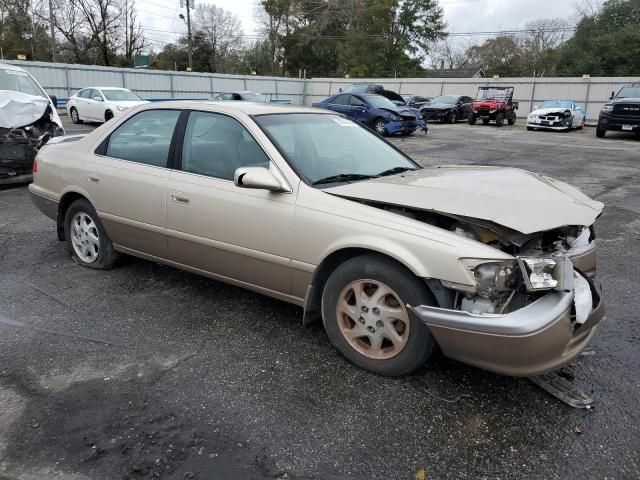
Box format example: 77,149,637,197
313,93,427,136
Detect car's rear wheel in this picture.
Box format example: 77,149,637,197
70,107,82,124
507,114,515,125
105,110,114,122
373,119,387,136
64,199,117,269
495,112,505,127
322,255,437,377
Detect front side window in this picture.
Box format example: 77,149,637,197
365,95,396,109
106,109,180,167
78,89,91,98
181,111,270,180
331,94,350,105
255,113,418,186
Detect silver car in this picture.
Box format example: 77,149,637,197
29,102,604,377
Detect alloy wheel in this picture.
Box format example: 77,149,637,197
374,120,386,135
70,212,100,263
71,108,79,123
336,279,410,360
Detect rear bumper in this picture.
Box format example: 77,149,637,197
410,276,604,377
28,186,58,221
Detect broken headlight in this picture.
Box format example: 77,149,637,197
517,257,557,290
462,260,516,298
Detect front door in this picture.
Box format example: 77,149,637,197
165,110,295,295
84,108,182,258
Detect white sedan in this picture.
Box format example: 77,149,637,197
66,87,149,124
527,100,586,131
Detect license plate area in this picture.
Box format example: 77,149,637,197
622,125,634,131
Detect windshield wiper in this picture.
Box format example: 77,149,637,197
376,166,417,177
312,173,377,186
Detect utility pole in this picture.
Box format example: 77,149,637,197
49,0,56,62
186,0,193,72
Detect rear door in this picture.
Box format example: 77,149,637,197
84,108,182,258
327,94,350,115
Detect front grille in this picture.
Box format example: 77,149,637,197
612,103,640,117
538,115,560,121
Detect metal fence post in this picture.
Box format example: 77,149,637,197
210,76,214,97
529,76,537,113
121,71,126,88
440,81,444,95
302,78,307,106
584,77,592,123
243,77,247,90
170,73,175,98
275,79,279,99
64,65,71,98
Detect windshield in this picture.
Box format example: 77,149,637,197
102,89,142,101
476,88,510,101
243,92,268,102
0,68,47,98
540,101,573,109
617,87,640,98
366,95,396,109
431,95,458,104
255,113,418,186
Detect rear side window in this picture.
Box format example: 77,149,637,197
106,110,180,167
331,94,350,105
78,89,91,98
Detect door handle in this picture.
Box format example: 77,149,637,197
87,176,100,183
171,194,190,204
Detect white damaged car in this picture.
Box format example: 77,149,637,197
527,100,586,132
0,63,65,184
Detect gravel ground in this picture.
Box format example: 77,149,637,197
0,119,639,480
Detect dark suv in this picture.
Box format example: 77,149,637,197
596,84,640,137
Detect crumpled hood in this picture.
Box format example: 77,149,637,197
326,166,603,234
530,107,571,116
0,91,51,128
379,106,421,118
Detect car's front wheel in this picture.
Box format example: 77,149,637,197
321,255,437,377
596,125,606,137
105,110,114,122
64,199,117,269
70,107,82,124
373,119,387,136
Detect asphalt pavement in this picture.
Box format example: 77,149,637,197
0,119,639,480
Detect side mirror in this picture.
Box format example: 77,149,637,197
93,96,103,102
49,95,58,107
234,167,286,192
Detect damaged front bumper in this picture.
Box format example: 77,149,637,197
385,118,427,135
410,262,604,377
0,129,43,184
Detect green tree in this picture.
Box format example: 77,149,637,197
557,0,640,76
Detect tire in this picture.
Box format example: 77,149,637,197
105,110,114,122
373,118,387,136
507,113,515,126
64,199,118,269
596,125,606,138
448,111,457,124
482,118,490,125
70,107,82,124
495,112,505,127
468,114,477,125
321,254,437,377
577,118,585,130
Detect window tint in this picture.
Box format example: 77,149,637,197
78,89,91,98
349,96,365,106
220,93,233,100
181,111,270,180
331,94,350,105
106,109,180,167
89,89,101,100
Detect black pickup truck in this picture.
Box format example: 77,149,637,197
596,84,640,137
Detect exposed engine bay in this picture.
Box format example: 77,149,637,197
365,201,597,324
0,104,62,183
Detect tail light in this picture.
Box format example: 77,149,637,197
33,157,38,173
